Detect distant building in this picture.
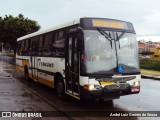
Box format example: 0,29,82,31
138,40,160,54
138,40,147,53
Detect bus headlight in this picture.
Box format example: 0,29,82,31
134,81,140,86
89,85,95,90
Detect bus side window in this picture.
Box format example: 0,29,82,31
17,41,21,55
52,31,65,56
32,37,39,55
23,39,29,55
42,33,52,56
28,39,32,55
38,36,43,56
27,39,31,55
20,41,25,55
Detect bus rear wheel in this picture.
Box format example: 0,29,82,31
56,77,66,100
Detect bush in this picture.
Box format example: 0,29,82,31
140,58,160,71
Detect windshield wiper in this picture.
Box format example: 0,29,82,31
97,28,113,48
115,31,125,49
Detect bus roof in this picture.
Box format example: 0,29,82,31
17,18,80,41
17,17,134,41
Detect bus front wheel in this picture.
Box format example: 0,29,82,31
56,77,66,100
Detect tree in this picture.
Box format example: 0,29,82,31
0,14,40,54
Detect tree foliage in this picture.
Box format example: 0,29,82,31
0,14,40,52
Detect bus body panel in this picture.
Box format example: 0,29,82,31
79,74,140,100
16,55,65,88
16,17,140,101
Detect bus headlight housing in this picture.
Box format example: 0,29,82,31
84,85,102,91
89,85,95,90
133,81,140,86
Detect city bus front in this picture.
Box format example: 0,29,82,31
79,18,140,100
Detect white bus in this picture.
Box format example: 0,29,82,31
16,17,140,100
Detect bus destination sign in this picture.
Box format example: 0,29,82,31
92,19,124,29
80,18,135,32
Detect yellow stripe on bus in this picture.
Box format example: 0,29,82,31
22,60,29,67
100,81,115,85
16,65,24,75
16,65,54,88
38,76,54,88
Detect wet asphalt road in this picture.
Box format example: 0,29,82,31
0,55,160,120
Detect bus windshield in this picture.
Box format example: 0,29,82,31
81,30,139,75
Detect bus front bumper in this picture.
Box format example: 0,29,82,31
80,86,140,101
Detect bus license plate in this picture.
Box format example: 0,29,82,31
131,88,140,92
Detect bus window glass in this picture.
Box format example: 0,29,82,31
31,37,39,55
20,41,25,55
28,39,32,55
74,38,78,72
68,38,72,66
42,33,52,56
52,31,65,56
23,39,29,55
17,41,21,55
83,30,116,74
38,36,43,56
116,32,139,72
82,30,139,74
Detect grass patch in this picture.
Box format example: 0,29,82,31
140,58,160,71
141,69,160,76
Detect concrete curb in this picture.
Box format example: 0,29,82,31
141,75,160,80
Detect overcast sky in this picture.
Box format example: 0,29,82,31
0,0,160,41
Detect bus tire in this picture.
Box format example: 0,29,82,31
56,76,66,100
24,66,29,82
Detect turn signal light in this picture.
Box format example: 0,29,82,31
83,85,102,91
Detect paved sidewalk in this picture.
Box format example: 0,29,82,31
0,61,67,120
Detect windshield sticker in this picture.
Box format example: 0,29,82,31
118,66,124,72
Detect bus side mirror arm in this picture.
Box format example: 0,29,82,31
78,27,83,33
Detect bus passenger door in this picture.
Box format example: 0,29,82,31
66,34,80,98
31,39,38,80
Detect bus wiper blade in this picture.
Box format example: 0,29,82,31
97,28,113,48
116,31,125,49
